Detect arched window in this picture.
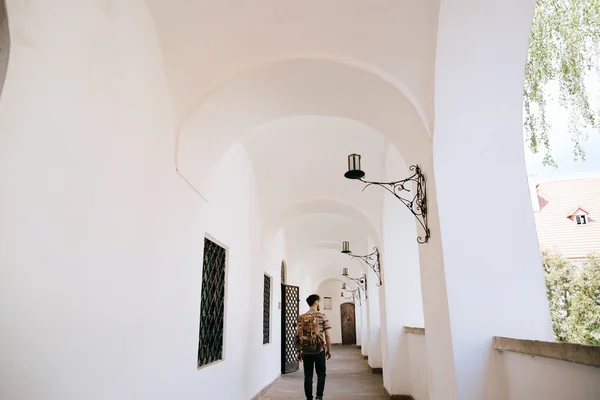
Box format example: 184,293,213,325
281,260,286,284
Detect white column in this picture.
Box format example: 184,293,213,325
378,285,390,378
367,265,382,369
0,1,177,398
360,295,369,357
355,297,362,346
379,148,425,396
423,1,554,399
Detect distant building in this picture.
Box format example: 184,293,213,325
533,177,600,266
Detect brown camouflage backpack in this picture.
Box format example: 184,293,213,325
295,312,324,353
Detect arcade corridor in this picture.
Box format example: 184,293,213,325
259,346,385,400
2,1,599,399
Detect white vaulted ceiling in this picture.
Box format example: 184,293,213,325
241,116,386,227
144,0,438,279
145,0,439,130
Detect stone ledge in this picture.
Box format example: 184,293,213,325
404,326,425,335
493,336,600,368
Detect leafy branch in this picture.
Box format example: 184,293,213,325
524,0,600,166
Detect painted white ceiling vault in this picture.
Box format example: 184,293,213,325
144,0,438,284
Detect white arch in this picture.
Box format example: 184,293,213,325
262,198,382,251
178,54,432,138
176,57,431,199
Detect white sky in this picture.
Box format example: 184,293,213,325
525,77,600,183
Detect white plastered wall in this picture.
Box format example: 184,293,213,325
379,145,426,396
0,2,285,399
316,279,348,344
427,0,555,399
361,294,370,357
502,353,600,400
366,238,383,369
355,296,362,345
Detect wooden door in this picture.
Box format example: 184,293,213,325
281,284,300,374
340,302,356,345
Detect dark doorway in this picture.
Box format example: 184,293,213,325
340,302,356,345
281,284,299,374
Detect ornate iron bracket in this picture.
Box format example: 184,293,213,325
347,273,367,292
341,265,368,299
342,242,382,286
341,287,361,304
345,155,430,244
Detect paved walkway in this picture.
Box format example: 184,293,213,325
260,346,386,400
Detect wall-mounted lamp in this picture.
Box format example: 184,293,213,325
341,265,368,298
341,286,361,304
344,154,430,244
342,240,351,254
341,241,382,286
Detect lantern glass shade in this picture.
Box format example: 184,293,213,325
342,283,347,290
342,267,348,276
344,154,365,179
341,241,351,254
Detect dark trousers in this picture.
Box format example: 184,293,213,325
302,351,326,399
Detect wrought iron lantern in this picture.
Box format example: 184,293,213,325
341,241,382,286
344,154,430,244
341,266,367,295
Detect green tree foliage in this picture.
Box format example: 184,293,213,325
542,251,576,341
524,0,600,166
542,251,600,344
568,254,600,344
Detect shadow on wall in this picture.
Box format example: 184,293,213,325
0,0,9,97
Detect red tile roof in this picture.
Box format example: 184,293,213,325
534,178,600,259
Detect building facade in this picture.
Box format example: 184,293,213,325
534,178,600,266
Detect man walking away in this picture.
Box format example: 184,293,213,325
294,294,332,400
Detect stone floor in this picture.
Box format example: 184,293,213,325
260,346,386,400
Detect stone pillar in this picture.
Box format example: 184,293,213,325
422,0,554,399
367,265,382,369
361,294,369,357
379,148,425,395
355,296,362,346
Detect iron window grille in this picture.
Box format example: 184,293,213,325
282,285,300,372
197,237,227,368
263,274,271,344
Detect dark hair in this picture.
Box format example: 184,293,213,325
306,294,320,307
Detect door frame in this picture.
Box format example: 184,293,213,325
281,284,300,374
